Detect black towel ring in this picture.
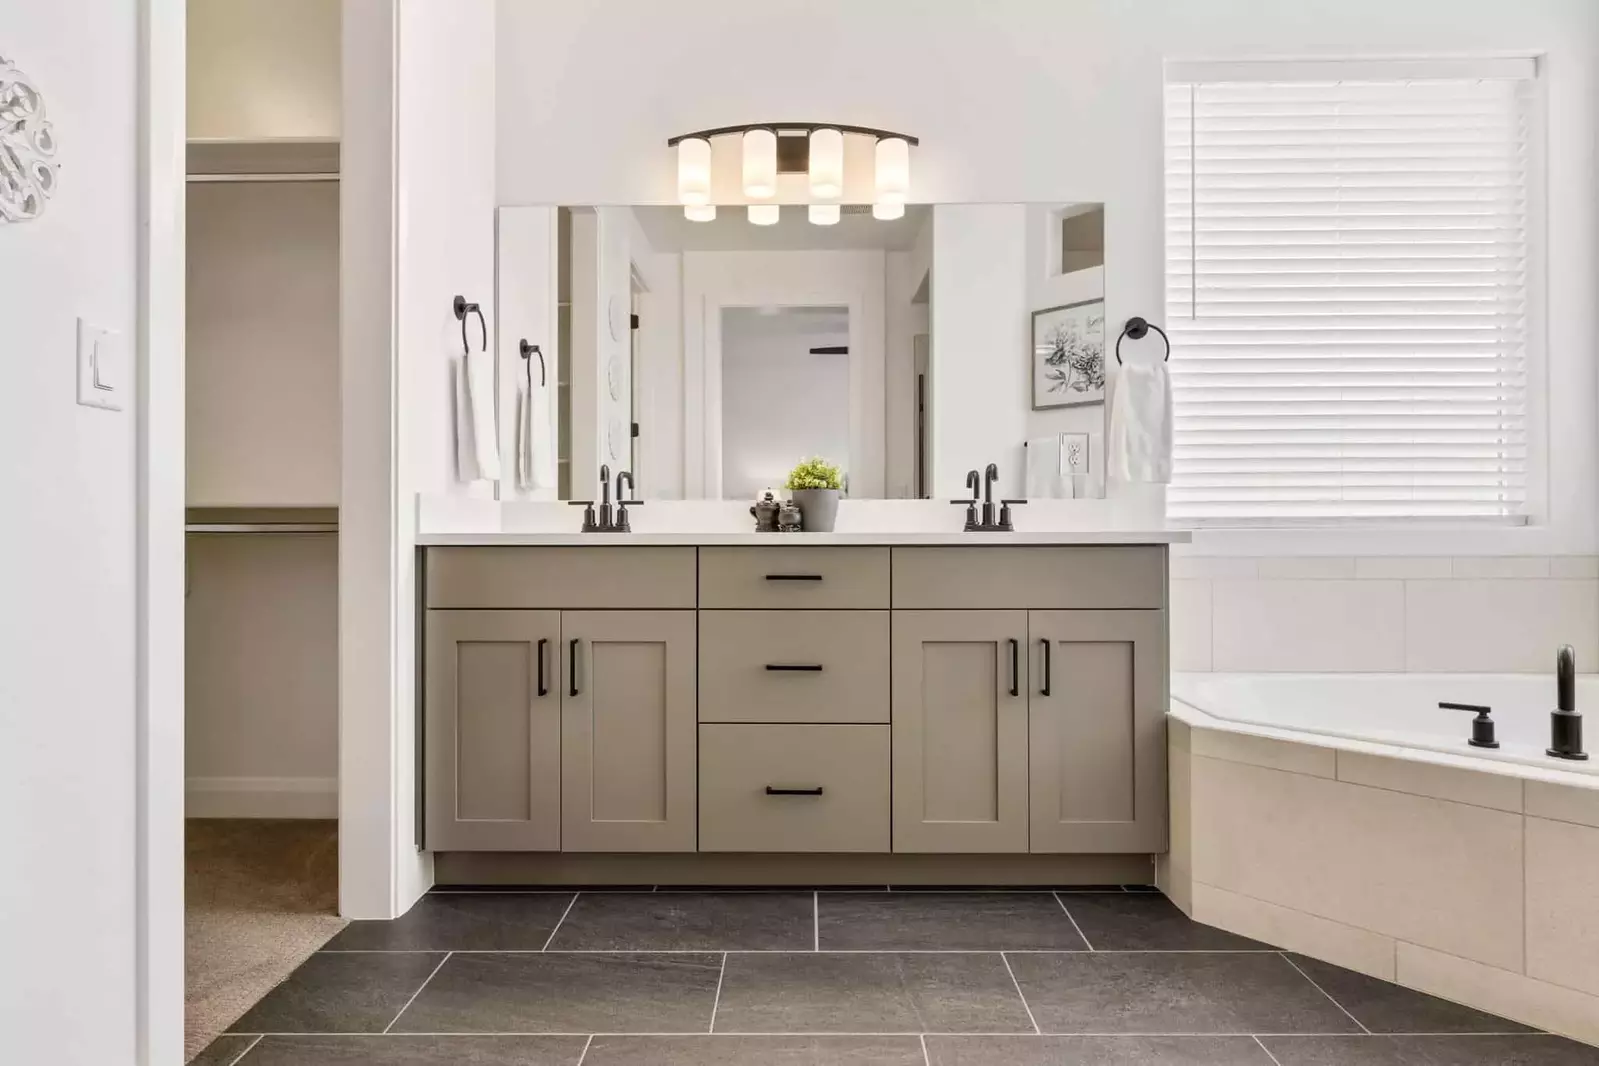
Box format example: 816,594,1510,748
453,295,488,354
519,339,546,388
1115,316,1170,365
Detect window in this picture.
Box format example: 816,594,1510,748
1165,59,1536,524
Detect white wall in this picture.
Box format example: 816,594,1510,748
186,534,339,816
341,0,497,919
722,314,852,499
188,0,341,141
494,0,1599,557
2,3,141,1062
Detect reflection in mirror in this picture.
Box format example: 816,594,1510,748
509,202,1105,504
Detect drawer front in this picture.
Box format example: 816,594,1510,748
698,724,890,853
699,547,890,609
426,547,697,609
891,546,1165,610
699,611,889,724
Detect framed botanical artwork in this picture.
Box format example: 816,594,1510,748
1032,298,1106,409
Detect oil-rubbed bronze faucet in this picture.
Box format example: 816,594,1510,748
1549,645,1588,760
949,465,1026,532
569,466,645,533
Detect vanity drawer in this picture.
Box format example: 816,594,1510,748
891,546,1165,610
426,547,697,609
698,724,890,853
699,611,889,724
699,547,890,609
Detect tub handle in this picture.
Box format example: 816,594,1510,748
1441,702,1499,749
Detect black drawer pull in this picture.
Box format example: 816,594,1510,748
1039,638,1051,697
537,638,549,697
765,573,823,581
1008,638,1020,697
765,663,824,672
569,638,580,697
765,786,825,796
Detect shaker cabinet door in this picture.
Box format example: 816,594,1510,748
560,610,698,852
1028,610,1167,854
424,609,562,851
891,610,1030,853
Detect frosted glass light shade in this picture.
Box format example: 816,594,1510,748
742,128,777,198
676,137,712,205
808,203,840,225
684,203,716,222
872,202,905,221
748,203,780,225
875,136,910,204
809,127,844,199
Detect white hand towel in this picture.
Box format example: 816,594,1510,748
514,367,555,492
1026,435,1072,499
1108,358,1172,483
456,349,501,484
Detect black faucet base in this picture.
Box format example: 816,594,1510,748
1469,738,1501,749
1547,748,1590,761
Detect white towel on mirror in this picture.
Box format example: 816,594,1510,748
1026,435,1073,499
1107,358,1172,483
456,350,501,484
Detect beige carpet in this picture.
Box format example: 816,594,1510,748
185,819,347,1062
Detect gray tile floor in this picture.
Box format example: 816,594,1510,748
199,888,1599,1065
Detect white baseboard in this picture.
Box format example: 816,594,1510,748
186,776,338,819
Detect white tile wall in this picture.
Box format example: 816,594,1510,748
1173,557,1599,674
1525,816,1599,998
1211,579,1406,672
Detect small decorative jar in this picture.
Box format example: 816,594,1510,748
750,491,780,533
777,500,804,533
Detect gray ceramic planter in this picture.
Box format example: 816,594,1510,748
789,488,840,532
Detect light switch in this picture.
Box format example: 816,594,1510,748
1062,433,1091,475
76,319,125,411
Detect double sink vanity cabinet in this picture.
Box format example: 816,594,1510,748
421,539,1172,881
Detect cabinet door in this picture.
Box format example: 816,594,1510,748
1029,610,1167,853
561,610,697,852
425,610,561,851
891,610,1029,853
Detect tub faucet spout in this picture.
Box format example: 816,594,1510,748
1549,644,1588,761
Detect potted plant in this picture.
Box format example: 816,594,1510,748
785,456,843,532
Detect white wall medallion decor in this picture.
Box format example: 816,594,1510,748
0,55,58,223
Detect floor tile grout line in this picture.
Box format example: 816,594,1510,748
226,1029,1541,1039
709,952,728,1034
381,951,452,1034
575,1033,594,1065
1253,1034,1286,1065
919,1033,931,1066
1000,951,1042,1035
316,948,1285,955
541,892,581,952
813,891,820,951
1052,891,1095,951
1279,952,1371,1035
224,1034,263,1066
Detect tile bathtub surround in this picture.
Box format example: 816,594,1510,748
1169,555,1599,673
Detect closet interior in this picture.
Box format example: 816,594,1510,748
182,1,345,1058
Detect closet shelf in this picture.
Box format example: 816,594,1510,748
187,137,340,182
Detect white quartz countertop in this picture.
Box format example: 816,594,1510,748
417,530,1189,546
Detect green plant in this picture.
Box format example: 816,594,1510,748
785,455,842,491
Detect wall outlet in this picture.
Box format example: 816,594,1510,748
1062,433,1090,474
76,319,125,411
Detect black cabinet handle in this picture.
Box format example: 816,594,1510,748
1040,638,1051,697
765,786,825,796
766,573,823,581
765,663,824,672
569,638,580,697
1009,638,1020,697
537,638,549,697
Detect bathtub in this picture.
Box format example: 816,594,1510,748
1172,672,1599,778
1161,671,1599,1047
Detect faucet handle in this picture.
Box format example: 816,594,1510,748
567,499,599,533
998,499,1027,532
1441,702,1499,749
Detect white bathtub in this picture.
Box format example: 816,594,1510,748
1172,671,1599,778
1162,671,1599,1047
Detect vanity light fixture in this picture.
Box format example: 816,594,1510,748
667,123,918,225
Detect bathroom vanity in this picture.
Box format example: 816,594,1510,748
418,532,1183,885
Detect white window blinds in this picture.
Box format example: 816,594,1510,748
1164,61,1535,523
